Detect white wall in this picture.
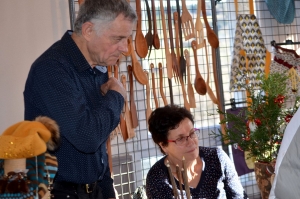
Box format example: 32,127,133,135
0,0,70,133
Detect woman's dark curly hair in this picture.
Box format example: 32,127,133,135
148,105,194,155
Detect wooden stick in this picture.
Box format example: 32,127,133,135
166,160,179,198
176,164,184,198
182,156,191,199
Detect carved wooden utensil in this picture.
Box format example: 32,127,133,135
195,0,205,49
144,0,154,57
167,0,180,81
158,63,168,106
144,70,152,122
151,0,160,49
204,40,218,104
159,0,173,79
184,49,196,108
121,74,135,139
180,0,195,40
127,65,139,128
150,63,159,108
128,36,148,85
191,40,207,95
201,0,219,48
135,0,148,58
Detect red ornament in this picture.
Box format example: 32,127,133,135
254,118,262,126
285,114,293,123
274,94,285,105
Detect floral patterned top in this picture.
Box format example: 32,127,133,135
146,147,248,199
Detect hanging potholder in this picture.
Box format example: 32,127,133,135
265,0,295,24
270,45,300,99
230,14,266,91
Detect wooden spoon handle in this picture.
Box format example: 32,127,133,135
159,0,173,79
173,12,180,66
166,0,175,50
127,65,139,128
158,63,168,106
150,63,159,108
144,70,152,121
191,40,201,78
184,49,196,108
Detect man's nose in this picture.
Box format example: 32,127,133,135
119,39,129,53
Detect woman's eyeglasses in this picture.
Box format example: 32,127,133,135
167,128,200,146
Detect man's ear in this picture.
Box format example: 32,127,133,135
81,21,94,41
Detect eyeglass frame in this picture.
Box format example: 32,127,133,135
167,128,200,146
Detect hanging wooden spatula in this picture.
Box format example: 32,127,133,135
180,0,195,41
144,70,153,122
127,65,139,128
195,0,205,49
151,0,160,49
121,74,135,139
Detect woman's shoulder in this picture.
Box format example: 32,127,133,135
146,156,167,179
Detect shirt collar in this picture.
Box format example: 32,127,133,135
61,30,91,73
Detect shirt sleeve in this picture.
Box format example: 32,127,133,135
24,59,124,153
218,149,248,199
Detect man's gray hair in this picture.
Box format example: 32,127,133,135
74,0,137,35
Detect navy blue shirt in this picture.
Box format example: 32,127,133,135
24,30,124,198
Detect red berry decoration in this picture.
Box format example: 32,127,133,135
254,118,261,126
285,114,293,123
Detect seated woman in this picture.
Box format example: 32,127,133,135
146,105,248,199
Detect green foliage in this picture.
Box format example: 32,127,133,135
214,72,299,163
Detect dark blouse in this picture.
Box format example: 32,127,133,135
146,147,248,199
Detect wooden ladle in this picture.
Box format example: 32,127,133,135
128,36,148,85
201,0,219,49
191,40,207,95
135,0,148,58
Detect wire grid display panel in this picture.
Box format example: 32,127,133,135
71,0,300,198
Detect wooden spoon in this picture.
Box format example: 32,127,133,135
145,0,154,57
127,65,139,128
144,70,152,122
184,49,196,108
128,36,148,85
150,63,159,108
158,63,168,106
121,74,135,139
191,40,207,95
151,0,160,49
201,0,219,48
159,0,173,79
135,0,148,58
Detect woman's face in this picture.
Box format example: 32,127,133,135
160,118,199,163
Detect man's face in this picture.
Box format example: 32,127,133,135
87,14,134,66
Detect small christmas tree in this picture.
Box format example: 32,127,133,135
216,72,299,163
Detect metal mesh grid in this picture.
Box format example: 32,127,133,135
70,0,300,198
